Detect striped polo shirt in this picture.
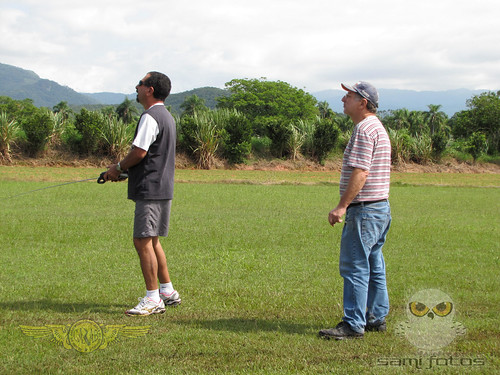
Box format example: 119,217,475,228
340,115,391,202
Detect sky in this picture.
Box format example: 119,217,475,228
1,0,499,95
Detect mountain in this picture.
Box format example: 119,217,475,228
80,92,135,105
83,86,231,114
165,87,230,114
313,88,489,117
1,62,495,116
0,63,100,107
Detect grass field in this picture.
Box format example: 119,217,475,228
0,166,499,374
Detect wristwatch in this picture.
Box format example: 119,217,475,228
117,162,123,172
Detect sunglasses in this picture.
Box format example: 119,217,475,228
138,80,150,87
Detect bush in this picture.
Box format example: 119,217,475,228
75,108,105,155
313,118,339,165
21,109,52,156
467,132,488,161
251,136,272,157
74,109,106,155
62,124,83,154
179,115,198,154
431,131,448,161
222,113,252,164
266,117,292,158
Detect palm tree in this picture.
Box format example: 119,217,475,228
116,97,139,124
390,109,411,130
408,110,427,136
52,101,72,121
317,101,335,119
425,104,448,135
180,95,208,117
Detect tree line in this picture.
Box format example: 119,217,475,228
1,78,498,168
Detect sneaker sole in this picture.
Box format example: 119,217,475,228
125,307,166,316
164,299,181,307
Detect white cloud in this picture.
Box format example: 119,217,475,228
1,0,499,94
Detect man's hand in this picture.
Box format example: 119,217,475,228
104,164,121,181
328,205,346,226
328,167,368,226
102,147,146,182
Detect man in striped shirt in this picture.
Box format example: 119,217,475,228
319,81,392,340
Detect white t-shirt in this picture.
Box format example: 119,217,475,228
132,104,162,151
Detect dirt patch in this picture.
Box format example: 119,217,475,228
233,157,343,172
391,158,500,174
2,149,499,174
230,157,500,174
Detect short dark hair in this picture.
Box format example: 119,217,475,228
144,71,172,101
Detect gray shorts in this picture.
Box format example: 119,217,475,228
133,200,172,238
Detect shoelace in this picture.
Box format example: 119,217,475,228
135,297,151,308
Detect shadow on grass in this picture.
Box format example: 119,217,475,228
175,317,316,335
0,299,124,314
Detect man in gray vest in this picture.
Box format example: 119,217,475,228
105,71,180,315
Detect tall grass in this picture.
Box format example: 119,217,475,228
287,123,306,161
192,110,223,169
47,110,67,145
0,111,20,162
295,118,315,157
100,115,134,160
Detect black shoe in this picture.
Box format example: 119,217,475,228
319,321,364,340
365,321,387,332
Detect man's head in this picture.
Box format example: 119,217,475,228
341,81,378,115
136,72,172,107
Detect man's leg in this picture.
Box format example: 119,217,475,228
152,236,171,284
125,236,166,316
366,203,391,327
133,236,160,291
339,208,370,334
319,208,368,340
152,237,181,306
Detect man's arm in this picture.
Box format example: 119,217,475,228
328,167,369,226
104,146,147,181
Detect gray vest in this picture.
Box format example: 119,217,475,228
127,105,176,200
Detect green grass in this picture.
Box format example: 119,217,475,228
0,167,499,374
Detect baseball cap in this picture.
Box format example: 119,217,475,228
341,81,379,108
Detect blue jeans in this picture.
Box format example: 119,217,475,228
339,200,391,333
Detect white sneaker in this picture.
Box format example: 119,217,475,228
125,297,166,316
160,290,181,306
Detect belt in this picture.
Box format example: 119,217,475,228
348,199,387,208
